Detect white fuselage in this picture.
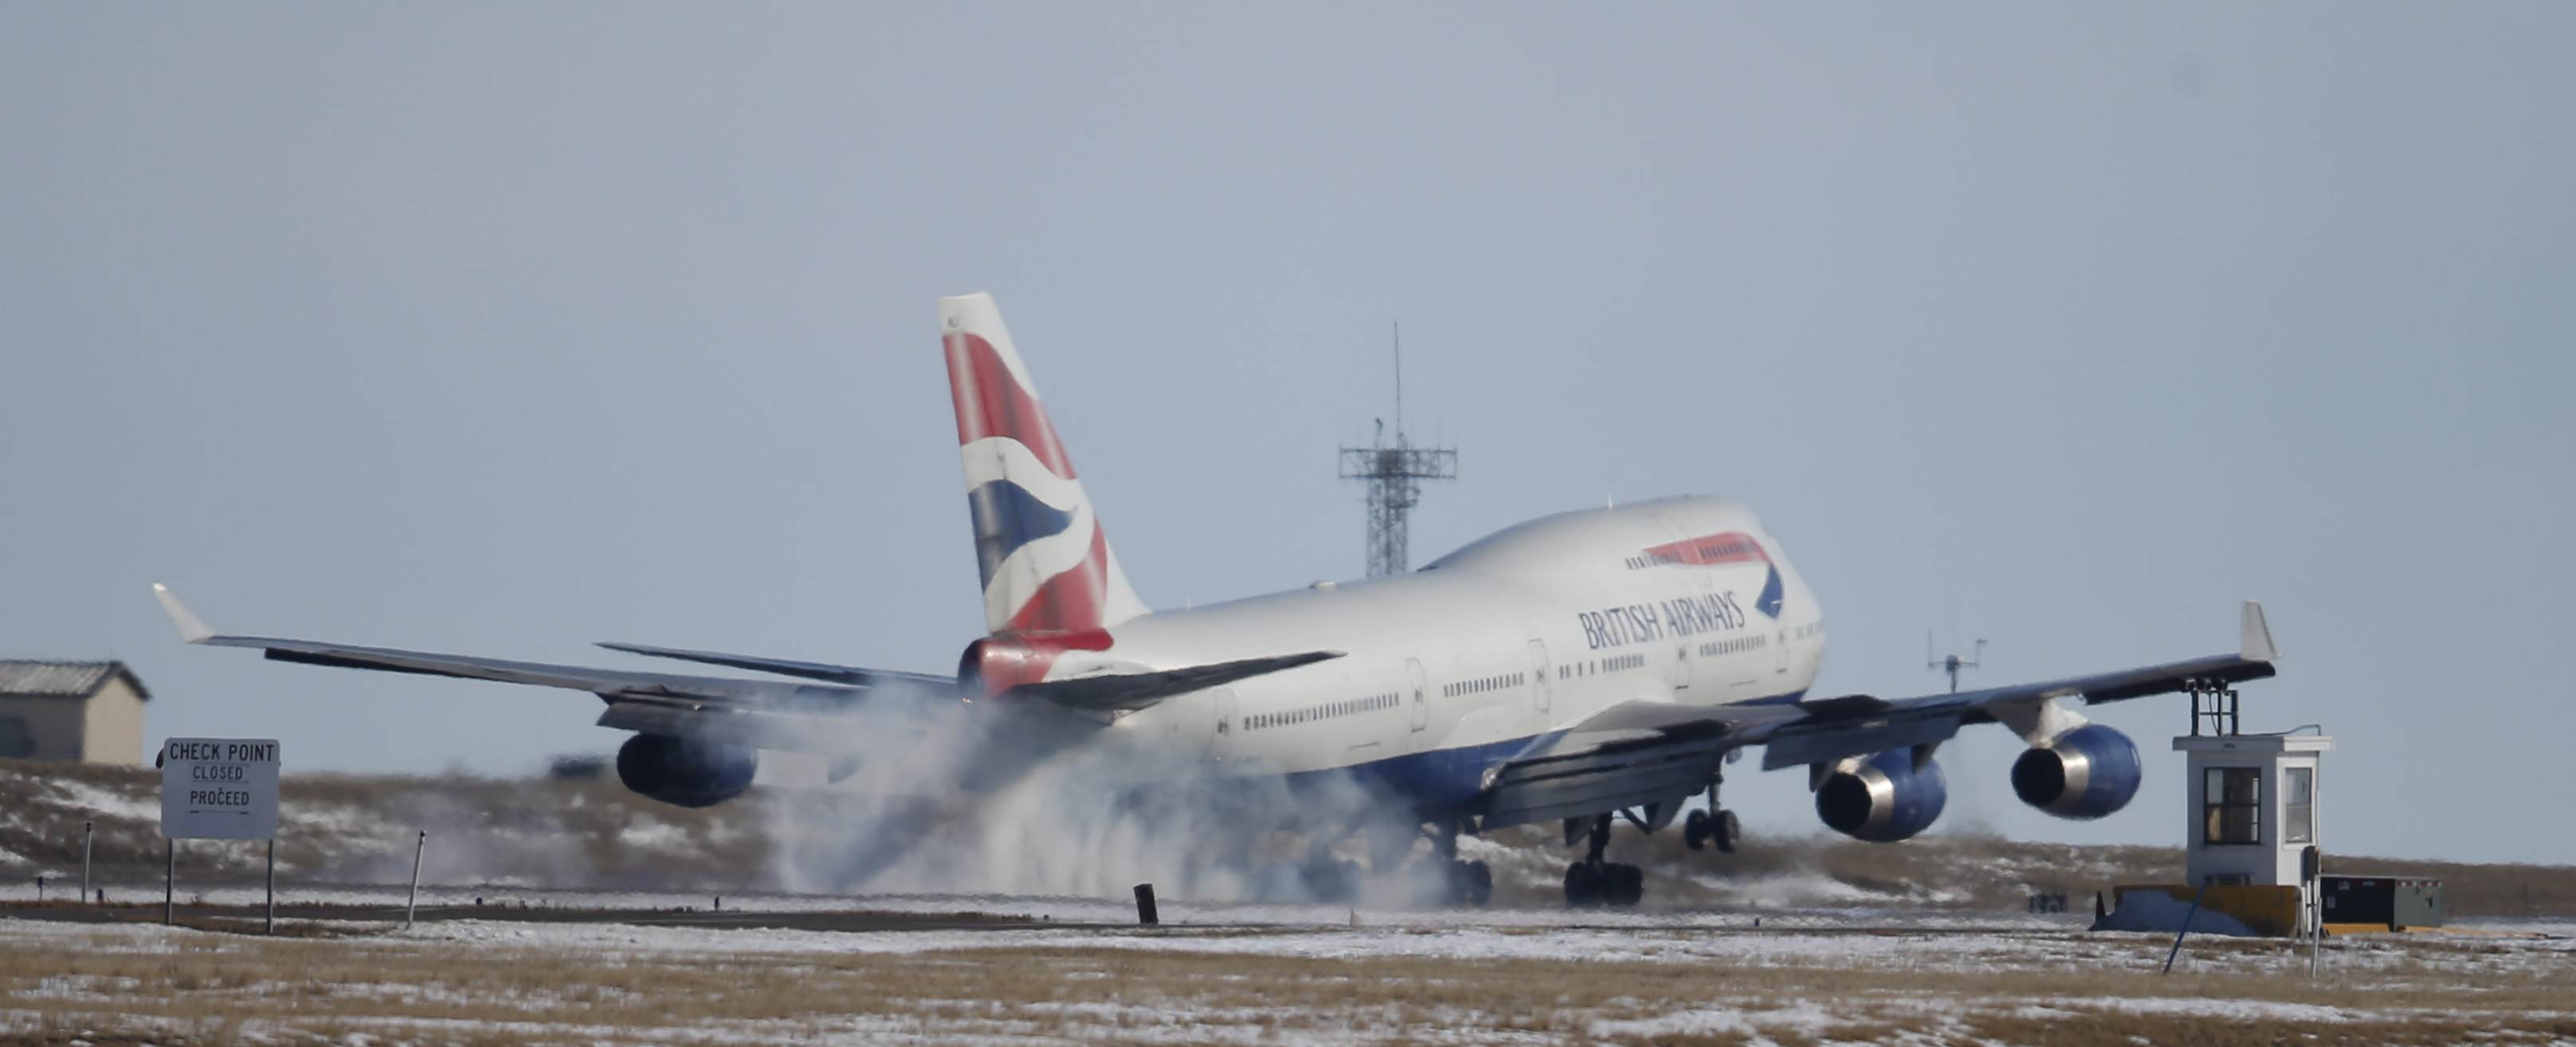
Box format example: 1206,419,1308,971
1047,496,1825,810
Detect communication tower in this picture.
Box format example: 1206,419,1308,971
1339,324,1456,577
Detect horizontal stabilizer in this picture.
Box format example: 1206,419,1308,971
1011,650,1343,712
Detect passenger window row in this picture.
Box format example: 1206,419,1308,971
1441,672,1526,698
1696,635,1769,658
1246,692,1399,731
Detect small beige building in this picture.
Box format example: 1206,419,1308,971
0,661,150,766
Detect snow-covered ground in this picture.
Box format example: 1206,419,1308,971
6,900,2571,1046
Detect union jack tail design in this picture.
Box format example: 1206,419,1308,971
941,292,1150,635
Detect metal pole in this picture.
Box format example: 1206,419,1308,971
2162,884,2209,974
265,838,276,935
2309,885,2324,977
406,830,425,927
2318,841,2339,979
164,840,174,925
2318,897,2339,979
80,822,92,904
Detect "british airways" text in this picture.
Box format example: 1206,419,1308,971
1576,592,1747,650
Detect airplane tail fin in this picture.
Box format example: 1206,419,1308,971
941,292,1149,635
2240,599,2278,661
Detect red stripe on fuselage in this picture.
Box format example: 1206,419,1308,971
1642,531,1770,567
945,332,1077,480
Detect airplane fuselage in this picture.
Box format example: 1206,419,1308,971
1054,495,1825,814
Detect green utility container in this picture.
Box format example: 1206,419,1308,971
2319,875,2445,929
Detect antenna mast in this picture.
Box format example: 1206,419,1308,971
1927,633,1988,694
1339,321,1457,577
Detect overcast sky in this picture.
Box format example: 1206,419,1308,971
5,5,2570,865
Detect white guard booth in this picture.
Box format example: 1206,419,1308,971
2174,731,2332,924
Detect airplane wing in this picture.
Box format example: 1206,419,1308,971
155,585,1339,741
595,641,956,688
1473,602,2281,829
155,585,946,755
1474,702,1755,829
1747,649,2274,771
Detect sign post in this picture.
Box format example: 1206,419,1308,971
406,831,426,927
159,738,281,931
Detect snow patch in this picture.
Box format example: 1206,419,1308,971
37,778,157,822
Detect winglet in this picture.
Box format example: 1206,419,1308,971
2240,599,2277,661
152,583,215,644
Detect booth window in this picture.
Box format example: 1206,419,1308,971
0,717,30,759
2204,767,2261,845
2284,766,2315,844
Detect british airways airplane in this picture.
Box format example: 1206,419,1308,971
155,292,2280,907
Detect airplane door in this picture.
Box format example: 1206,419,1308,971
1406,658,1429,732
1655,512,1703,693
1527,639,1552,715
1208,688,1237,760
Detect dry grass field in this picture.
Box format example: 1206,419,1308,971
4,915,2572,1046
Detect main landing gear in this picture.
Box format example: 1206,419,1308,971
1682,776,1741,853
1358,818,1491,906
1563,772,1743,908
1424,818,1493,907
1562,814,1643,908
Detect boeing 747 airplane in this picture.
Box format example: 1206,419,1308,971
155,292,2279,906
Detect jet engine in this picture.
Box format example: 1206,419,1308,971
615,733,757,808
1815,749,1948,842
2010,723,2142,819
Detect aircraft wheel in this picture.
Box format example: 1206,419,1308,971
1683,809,1711,851
1457,860,1492,907
1562,861,1601,908
1713,810,1742,854
1605,863,1645,907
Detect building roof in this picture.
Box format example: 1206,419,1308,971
0,661,151,702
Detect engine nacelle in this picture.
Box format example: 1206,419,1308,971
615,733,757,808
1815,749,1948,842
2010,723,2143,820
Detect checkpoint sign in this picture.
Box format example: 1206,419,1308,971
160,738,280,840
